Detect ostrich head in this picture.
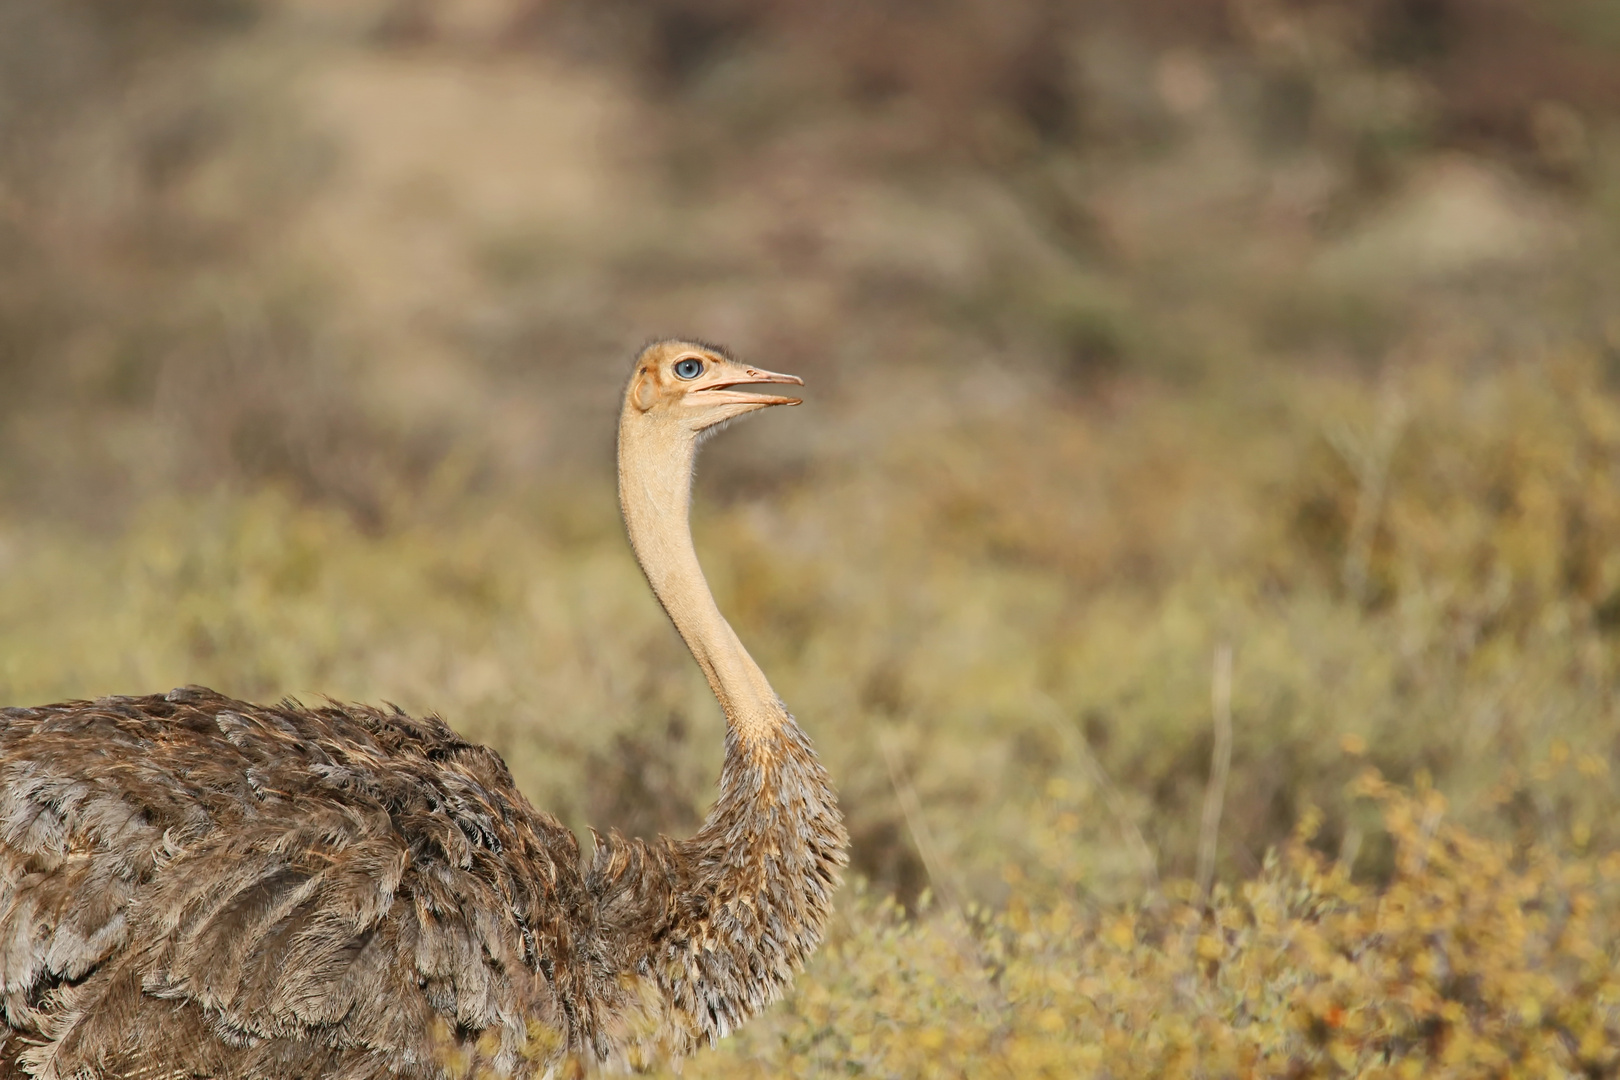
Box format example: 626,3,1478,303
622,340,803,440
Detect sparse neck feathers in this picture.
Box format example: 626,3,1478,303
617,416,784,744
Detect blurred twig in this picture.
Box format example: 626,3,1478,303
1031,693,1160,891
1331,385,1409,606
877,729,1008,1024
1196,643,1234,906
878,731,965,913
1409,797,1445,878
1335,825,1363,878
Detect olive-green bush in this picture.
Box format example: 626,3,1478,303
685,772,1620,1079
4,5,1620,1074
5,354,1620,1078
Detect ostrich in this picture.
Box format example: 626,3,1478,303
0,341,847,1079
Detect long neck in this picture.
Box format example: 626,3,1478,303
616,421,783,743
581,413,846,1064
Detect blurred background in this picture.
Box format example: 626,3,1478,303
3,0,1620,916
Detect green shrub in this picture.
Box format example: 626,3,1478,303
681,772,1620,1079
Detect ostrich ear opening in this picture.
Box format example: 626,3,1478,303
632,368,659,412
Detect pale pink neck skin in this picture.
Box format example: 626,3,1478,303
593,342,846,1061
616,413,784,745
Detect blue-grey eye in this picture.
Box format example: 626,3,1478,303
674,357,704,380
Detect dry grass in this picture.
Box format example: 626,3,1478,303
6,355,1620,1080
679,772,1620,1078
3,1,1620,1074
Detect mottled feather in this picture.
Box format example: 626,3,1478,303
0,341,848,1077
0,684,844,1078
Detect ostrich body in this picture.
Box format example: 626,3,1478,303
0,342,847,1079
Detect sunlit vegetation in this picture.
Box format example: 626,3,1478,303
689,774,1620,1078
7,355,1620,1076
4,0,1620,1074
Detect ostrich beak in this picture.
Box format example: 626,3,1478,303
698,367,804,408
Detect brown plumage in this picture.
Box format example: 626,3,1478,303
0,341,847,1078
